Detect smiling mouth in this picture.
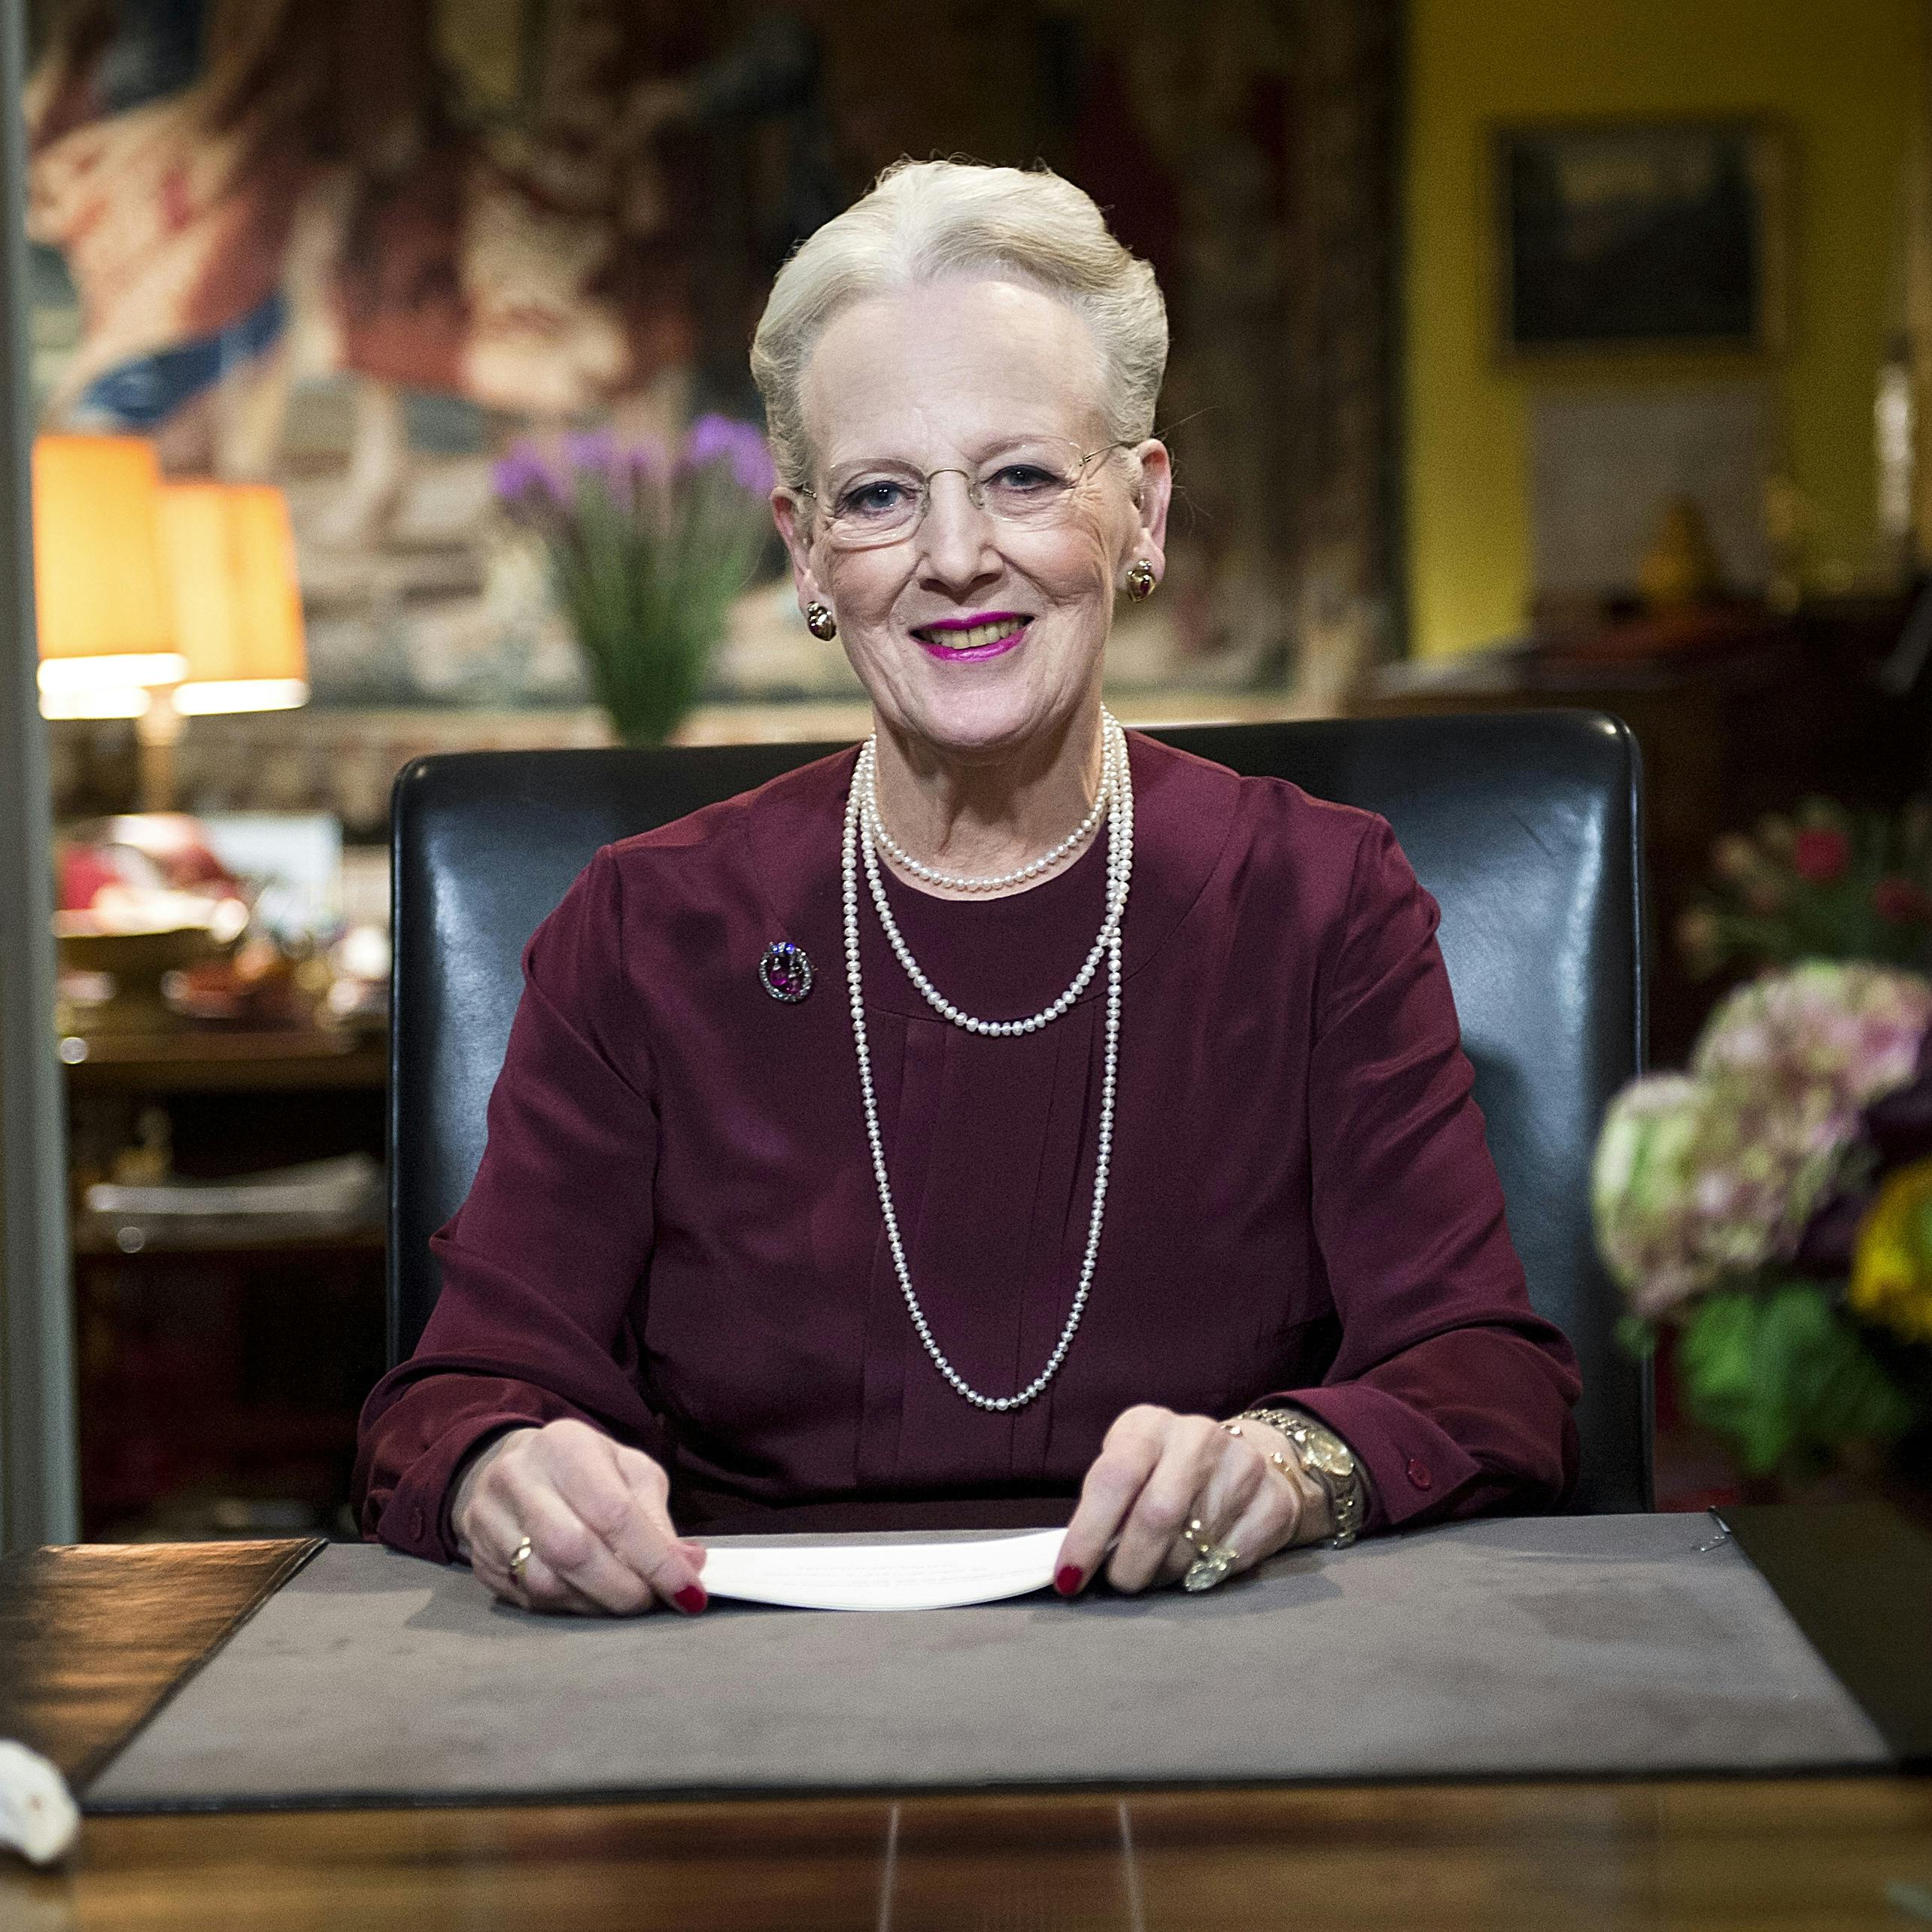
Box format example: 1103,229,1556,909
911,615,1031,661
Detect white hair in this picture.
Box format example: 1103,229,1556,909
751,157,1168,490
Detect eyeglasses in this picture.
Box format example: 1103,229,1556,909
797,439,1135,551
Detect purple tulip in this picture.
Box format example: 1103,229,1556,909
682,413,776,495
562,430,621,484
492,442,566,506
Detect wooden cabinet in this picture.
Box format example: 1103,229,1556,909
62,1029,387,1540
1365,597,1930,1067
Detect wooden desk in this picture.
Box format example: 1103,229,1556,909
7,1776,1930,1928
2,1524,1927,1930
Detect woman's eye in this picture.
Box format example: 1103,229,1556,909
990,464,1063,494
837,480,910,518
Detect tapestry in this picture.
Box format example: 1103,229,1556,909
25,0,1399,718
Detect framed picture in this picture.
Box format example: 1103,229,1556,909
1496,119,1787,360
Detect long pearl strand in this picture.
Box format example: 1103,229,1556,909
861,710,1122,893
842,720,1133,1411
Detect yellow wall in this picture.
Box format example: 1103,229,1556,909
1405,0,1923,656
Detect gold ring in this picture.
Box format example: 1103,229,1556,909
1177,1515,1238,1591
1183,1539,1240,1593
509,1535,533,1587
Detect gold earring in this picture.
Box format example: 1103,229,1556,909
1125,560,1156,602
805,603,838,641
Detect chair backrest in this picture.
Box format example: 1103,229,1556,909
390,710,1651,1512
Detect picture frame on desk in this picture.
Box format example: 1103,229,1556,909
1493,117,1790,367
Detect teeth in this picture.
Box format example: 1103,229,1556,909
928,620,1024,651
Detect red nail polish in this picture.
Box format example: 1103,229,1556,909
674,1584,708,1614
1055,1565,1083,1597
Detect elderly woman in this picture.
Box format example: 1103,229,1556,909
354,159,1580,1615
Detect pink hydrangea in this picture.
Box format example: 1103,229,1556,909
1592,1072,1843,1318
1694,962,1932,1138
1593,964,1932,1320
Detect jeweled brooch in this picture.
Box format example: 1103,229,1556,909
758,940,813,1003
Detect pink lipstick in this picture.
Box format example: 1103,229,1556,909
911,612,1031,662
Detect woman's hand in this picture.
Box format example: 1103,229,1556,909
1054,1405,1332,1595
450,1419,708,1616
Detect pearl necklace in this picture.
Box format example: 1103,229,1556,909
855,723,1129,1035
861,713,1120,892
842,719,1133,1411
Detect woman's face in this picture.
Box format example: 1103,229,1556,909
773,275,1170,764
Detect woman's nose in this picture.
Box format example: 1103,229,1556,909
914,472,1001,593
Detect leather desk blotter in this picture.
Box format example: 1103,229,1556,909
80,1514,1896,1812
0,1539,323,1788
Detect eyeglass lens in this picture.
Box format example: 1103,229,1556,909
818,442,1118,546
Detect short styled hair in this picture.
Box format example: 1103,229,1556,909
751,158,1168,490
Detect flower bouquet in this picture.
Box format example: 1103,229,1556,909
1593,961,1932,1480
494,416,776,746
1678,796,1932,978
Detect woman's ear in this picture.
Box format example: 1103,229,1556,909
771,488,826,615
1128,439,1172,582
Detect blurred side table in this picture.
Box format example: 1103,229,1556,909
60,1026,388,1539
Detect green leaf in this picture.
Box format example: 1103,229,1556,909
524,463,769,743
1675,1280,1916,1475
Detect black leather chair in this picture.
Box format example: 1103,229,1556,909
389,709,1652,1514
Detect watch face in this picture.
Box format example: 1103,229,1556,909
1296,1426,1355,1481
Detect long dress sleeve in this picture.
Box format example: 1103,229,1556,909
1259,816,1582,1533
353,846,665,1561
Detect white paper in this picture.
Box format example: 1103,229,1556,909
691,1530,1066,1612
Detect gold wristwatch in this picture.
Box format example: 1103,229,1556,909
1238,1407,1366,1548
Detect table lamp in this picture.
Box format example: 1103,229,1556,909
147,479,308,810
159,481,308,704
35,445,310,810
32,434,184,724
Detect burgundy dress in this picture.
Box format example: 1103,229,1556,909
354,734,1581,1560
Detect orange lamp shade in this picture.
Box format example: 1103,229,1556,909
157,481,308,714
32,436,184,711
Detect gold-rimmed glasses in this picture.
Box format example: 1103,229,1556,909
797,438,1135,551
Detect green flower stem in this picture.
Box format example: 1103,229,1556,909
540,461,767,746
